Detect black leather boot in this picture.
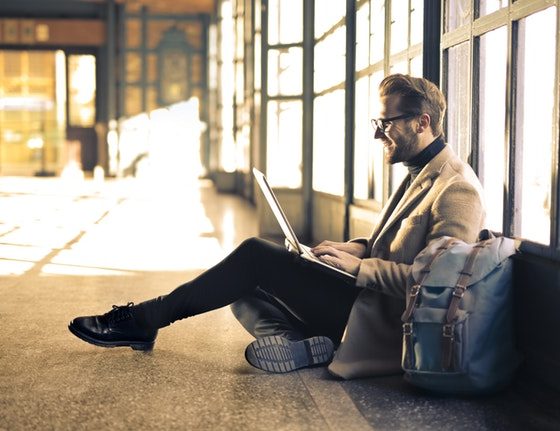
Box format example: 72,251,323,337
68,302,158,351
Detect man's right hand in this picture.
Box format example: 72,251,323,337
311,240,366,258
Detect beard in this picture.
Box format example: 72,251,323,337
381,126,419,164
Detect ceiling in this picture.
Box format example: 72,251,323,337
115,0,216,14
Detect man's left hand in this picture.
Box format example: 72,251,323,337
311,245,362,276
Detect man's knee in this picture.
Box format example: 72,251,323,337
238,236,264,252
230,298,248,320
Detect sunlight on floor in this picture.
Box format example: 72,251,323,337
0,176,233,277
0,96,240,277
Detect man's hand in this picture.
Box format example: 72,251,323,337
311,240,366,258
310,243,364,276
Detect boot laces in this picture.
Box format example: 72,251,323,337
105,302,135,324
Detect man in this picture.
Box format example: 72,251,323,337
68,74,485,377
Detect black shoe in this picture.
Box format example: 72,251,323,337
68,302,157,351
245,335,334,373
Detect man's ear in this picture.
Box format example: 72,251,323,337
416,113,431,133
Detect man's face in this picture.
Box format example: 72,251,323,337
374,95,419,164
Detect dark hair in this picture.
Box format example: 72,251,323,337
379,74,446,138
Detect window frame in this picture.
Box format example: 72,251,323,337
441,0,560,258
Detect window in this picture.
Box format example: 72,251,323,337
219,0,236,172
313,90,345,195
267,100,303,188
443,2,560,252
265,0,304,188
312,1,346,195
68,55,96,127
234,0,250,173
515,8,557,245
445,41,471,163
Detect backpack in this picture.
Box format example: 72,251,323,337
401,230,522,394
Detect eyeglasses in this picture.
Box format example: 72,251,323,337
370,113,419,135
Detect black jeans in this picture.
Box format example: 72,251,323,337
136,237,361,345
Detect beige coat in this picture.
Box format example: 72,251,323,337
328,144,485,379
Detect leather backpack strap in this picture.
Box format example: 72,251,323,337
402,237,458,322
401,237,457,368
441,241,488,370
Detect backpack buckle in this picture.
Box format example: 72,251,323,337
452,285,466,298
403,322,413,335
442,324,454,338
409,284,421,298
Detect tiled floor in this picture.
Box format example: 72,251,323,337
0,175,558,430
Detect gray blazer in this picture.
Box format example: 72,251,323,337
329,144,486,379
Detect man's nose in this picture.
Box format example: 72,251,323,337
374,127,385,140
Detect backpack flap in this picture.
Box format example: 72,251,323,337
411,235,516,288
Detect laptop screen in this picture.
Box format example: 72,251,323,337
252,168,303,254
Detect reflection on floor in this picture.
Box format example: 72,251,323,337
0,176,558,430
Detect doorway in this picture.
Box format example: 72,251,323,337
0,50,98,176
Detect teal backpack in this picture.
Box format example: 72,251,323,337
401,230,522,394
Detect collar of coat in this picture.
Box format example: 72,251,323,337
371,144,456,244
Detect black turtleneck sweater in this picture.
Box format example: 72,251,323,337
403,136,445,184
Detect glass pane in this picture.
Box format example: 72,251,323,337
268,47,303,96
125,86,142,116
478,27,507,232
313,90,345,195
355,71,384,201
390,61,408,74
236,14,244,56
126,52,141,82
370,0,385,65
235,61,244,100
314,26,346,93
516,7,557,244
236,123,250,172
390,1,409,54
479,0,508,17
369,71,385,202
255,0,261,31
391,163,408,194
208,25,218,90
356,3,370,71
314,0,346,38
279,0,302,43
267,100,302,188
68,55,96,127
410,0,424,45
410,55,422,76
446,42,470,163
354,76,370,200
268,0,303,44
445,0,472,32
220,0,235,172
254,33,261,90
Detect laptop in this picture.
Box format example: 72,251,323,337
253,167,357,283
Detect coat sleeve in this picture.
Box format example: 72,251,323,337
355,180,485,299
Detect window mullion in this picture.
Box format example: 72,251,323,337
552,2,560,250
